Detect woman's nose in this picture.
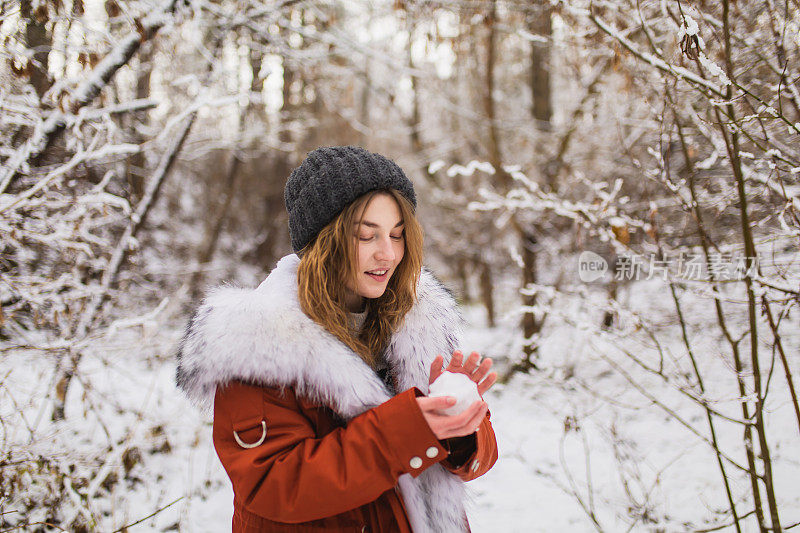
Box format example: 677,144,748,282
374,236,395,261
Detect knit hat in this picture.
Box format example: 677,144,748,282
284,145,417,253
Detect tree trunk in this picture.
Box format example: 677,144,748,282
479,260,495,327
529,4,552,133
249,46,268,126
520,1,553,367
718,2,781,529
21,0,52,101
188,144,242,301
406,13,423,155
520,229,541,368
482,0,510,189
127,42,154,201
456,256,471,302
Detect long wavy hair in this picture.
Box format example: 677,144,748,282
296,189,423,367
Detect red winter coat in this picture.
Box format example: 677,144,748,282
177,254,499,532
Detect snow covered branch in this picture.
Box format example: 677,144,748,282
588,9,725,97
0,0,179,195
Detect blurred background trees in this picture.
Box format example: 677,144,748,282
1,0,798,530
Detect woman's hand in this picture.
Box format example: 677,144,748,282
428,350,497,397
416,396,489,439
418,350,496,439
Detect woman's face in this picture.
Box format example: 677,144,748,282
344,193,405,311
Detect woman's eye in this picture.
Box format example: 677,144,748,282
356,233,402,242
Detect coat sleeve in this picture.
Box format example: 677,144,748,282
212,381,449,524
439,409,498,481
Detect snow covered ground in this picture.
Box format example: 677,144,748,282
3,270,798,532
462,276,800,533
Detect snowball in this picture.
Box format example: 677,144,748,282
428,371,482,416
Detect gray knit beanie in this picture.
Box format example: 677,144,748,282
284,145,417,253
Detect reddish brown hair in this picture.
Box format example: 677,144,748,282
296,189,423,367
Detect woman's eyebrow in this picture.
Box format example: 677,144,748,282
354,220,404,228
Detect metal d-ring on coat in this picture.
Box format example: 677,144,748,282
233,420,267,449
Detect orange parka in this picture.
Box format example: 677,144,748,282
176,254,498,532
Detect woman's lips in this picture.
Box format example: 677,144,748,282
365,270,389,282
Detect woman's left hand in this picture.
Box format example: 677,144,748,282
428,350,497,397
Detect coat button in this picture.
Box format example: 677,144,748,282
409,456,423,469
471,460,480,472
425,446,438,458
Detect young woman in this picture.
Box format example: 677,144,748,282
176,146,498,532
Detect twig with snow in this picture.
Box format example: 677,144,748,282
0,138,139,214
588,9,724,97
108,496,184,533
106,297,169,338
0,0,180,195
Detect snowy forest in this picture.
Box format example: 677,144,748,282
1,0,799,531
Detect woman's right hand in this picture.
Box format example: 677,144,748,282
416,396,489,440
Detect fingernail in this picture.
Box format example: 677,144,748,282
448,397,457,405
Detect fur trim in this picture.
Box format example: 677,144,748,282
176,254,468,533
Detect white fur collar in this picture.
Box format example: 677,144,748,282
176,254,469,533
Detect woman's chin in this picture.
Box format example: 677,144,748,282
358,284,388,299
363,288,386,299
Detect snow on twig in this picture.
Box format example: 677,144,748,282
78,98,159,121
0,0,179,196
588,10,725,97
105,298,169,338
517,29,549,43
446,160,496,177
69,0,179,111
0,141,139,214
0,112,67,195
72,112,196,340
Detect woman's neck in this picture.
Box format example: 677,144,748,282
343,290,365,313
